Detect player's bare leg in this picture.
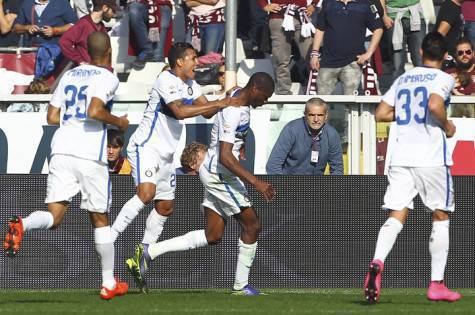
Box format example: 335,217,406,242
232,207,261,296
3,202,67,257
91,212,128,300
427,210,461,302
364,208,408,304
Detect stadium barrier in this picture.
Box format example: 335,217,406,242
1,175,474,289
0,95,474,175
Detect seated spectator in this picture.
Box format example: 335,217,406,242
0,0,23,47
60,0,116,66
266,97,343,175
206,64,226,95
445,37,475,117
107,129,131,174
184,0,225,55
176,142,208,175
7,78,50,112
13,0,77,46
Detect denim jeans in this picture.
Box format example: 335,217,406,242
128,1,152,59
388,18,426,79
152,5,172,62
199,22,225,54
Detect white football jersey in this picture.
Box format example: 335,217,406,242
203,88,249,175
128,70,202,161
382,66,455,167
50,65,119,163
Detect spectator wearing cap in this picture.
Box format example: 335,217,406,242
60,0,116,65
13,0,77,46
257,0,318,95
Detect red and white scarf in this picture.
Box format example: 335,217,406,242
281,3,315,38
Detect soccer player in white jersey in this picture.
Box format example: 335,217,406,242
110,43,243,286
3,32,129,300
364,32,461,304
125,72,276,295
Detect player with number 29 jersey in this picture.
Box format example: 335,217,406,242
50,65,119,164
382,67,455,167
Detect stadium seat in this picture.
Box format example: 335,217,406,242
237,59,275,86
127,62,167,83
223,38,246,65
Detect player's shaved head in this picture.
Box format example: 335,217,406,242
246,72,275,96
87,31,111,61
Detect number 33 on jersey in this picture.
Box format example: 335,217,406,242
382,66,455,167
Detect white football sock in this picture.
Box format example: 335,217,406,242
22,211,54,232
233,239,257,290
148,230,208,260
141,210,168,244
430,220,450,281
373,217,403,262
94,226,115,290
111,195,145,241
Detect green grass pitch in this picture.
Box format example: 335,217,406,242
1,288,474,314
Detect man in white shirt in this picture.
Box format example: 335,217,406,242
3,32,129,300
110,43,243,292
364,32,461,304
125,72,276,295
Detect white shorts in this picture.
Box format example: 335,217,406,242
383,166,454,212
45,154,111,213
127,144,176,200
199,165,252,217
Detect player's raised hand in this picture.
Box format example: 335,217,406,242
255,180,276,202
118,115,129,132
445,120,456,138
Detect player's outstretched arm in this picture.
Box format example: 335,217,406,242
219,141,276,202
87,97,129,132
46,105,61,125
167,96,244,120
375,101,394,122
428,94,456,138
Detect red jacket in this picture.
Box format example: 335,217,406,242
59,15,107,65
256,0,318,19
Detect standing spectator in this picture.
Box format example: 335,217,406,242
107,129,132,175
434,0,464,56
0,0,24,47
184,0,225,55
310,0,383,95
151,0,173,62
72,0,92,18
13,0,77,46
257,0,317,95
128,0,152,70
462,1,475,46
176,142,208,175
380,0,426,79
60,0,116,65
266,97,344,175
445,37,475,117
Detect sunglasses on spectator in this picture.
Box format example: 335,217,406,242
218,71,225,76
457,49,473,56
